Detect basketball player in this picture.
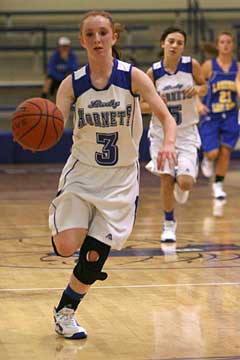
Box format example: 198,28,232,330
198,31,240,200
49,11,177,339
141,26,207,242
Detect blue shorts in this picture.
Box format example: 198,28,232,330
198,109,239,152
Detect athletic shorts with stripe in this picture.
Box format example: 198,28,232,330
49,155,139,250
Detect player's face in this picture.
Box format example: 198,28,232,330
217,35,234,55
58,45,71,60
80,15,117,58
161,32,185,58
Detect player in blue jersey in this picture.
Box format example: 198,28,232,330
141,27,207,242
198,31,240,203
49,11,177,339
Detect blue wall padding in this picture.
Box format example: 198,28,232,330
0,128,239,164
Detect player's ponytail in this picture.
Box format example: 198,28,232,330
200,41,218,57
112,22,125,59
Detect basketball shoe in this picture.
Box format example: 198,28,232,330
212,182,226,199
173,183,189,204
161,221,177,242
54,307,87,339
201,157,214,178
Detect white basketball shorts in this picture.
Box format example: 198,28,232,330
146,124,201,178
49,155,139,250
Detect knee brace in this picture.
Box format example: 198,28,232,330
73,236,111,285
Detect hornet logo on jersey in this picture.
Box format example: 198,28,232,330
88,99,120,109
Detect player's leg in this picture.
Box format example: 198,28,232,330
212,111,239,198
53,230,111,339
49,193,95,339
212,145,230,199
174,140,199,204
147,131,177,242
199,116,219,177
174,174,193,204
160,173,176,242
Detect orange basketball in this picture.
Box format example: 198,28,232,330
11,97,64,151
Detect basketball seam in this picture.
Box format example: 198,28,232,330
12,99,63,151
26,100,43,112
12,113,63,122
17,116,42,142
13,100,43,142
52,106,60,139
37,100,49,150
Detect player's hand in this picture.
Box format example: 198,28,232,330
183,86,199,98
198,102,209,116
157,143,177,170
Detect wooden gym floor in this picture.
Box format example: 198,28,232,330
0,161,239,360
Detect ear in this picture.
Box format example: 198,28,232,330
160,40,165,50
112,32,118,46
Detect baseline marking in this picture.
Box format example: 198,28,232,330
0,281,240,292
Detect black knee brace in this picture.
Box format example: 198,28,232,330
73,236,111,285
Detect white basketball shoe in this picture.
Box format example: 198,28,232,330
161,221,177,242
201,157,214,178
173,183,189,204
212,182,226,199
54,307,87,339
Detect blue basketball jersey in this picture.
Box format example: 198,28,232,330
71,58,142,167
202,58,238,113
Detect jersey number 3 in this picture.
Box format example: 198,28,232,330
95,132,119,166
168,105,182,125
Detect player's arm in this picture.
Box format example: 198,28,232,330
140,68,154,114
236,62,240,97
132,67,177,169
184,58,207,98
56,75,75,126
192,58,208,96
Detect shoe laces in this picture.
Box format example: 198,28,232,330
58,308,78,327
163,221,175,231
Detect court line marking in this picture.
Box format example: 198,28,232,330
0,281,240,292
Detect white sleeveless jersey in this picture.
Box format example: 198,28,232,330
71,59,143,167
150,56,199,131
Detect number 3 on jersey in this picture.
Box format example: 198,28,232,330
95,132,119,166
168,105,182,125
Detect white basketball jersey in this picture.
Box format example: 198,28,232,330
71,59,143,167
150,56,199,131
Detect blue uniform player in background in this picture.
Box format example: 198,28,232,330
42,36,79,99
198,31,240,213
